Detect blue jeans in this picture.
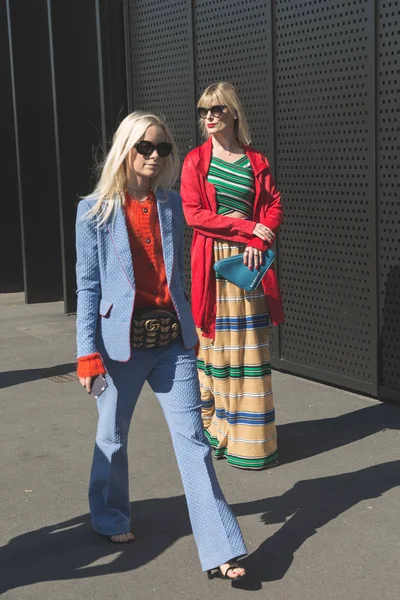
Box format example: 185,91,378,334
89,339,247,571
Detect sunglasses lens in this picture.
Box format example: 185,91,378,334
135,141,172,157
156,142,173,157
136,141,154,155
197,105,225,118
197,107,208,119
211,105,224,117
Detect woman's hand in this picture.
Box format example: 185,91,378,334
243,246,263,270
253,223,275,243
79,376,94,394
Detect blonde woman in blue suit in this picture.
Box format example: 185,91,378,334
75,111,246,581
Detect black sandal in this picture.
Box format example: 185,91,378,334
103,532,135,543
207,561,246,581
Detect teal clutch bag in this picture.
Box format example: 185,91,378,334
214,249,275,292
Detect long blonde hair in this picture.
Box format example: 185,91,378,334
197,82,252,146
84,111,180,225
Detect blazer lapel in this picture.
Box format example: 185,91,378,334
156,189,174,285
106,203,135,289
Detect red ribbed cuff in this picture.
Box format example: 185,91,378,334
77,353,106,378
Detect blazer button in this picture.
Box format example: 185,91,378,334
143,207,148,213
152,290,158,296
145,238,151,243
148,262,154,268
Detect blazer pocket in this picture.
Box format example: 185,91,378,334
99,299,113,317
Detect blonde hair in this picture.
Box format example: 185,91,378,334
197,82,252,146
84,111,180,225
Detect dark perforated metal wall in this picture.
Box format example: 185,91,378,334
128,0,196,156
126,0,400,400
194,0,275,158
378,1,400,401
274,0,378,395
127,0,197,279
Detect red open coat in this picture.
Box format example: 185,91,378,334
180,137,284,339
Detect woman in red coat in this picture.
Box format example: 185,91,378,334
181,82,284,470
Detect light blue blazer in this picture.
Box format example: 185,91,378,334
75,188,198,362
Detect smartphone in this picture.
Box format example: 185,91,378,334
91,374,108,399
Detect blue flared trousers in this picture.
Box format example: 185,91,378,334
89,339,247,571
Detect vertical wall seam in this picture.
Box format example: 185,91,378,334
123,0,134,112
189,0,199,149
46,0,67,308
267,0,282,363
375,0,381,396
372,0,380,397
95,0,107,152
5,0,27,298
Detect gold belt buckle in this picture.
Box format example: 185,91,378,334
145,318,160,332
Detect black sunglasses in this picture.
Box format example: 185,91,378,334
134,141,173,157
197,105,227,119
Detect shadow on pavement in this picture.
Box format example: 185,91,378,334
1,403,399,593
0,363,77,389
233,459,400,591
277,402,400,464
0,495,192,595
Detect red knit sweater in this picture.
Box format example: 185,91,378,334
77,191,173,378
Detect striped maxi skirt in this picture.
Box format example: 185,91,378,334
197,240,278,470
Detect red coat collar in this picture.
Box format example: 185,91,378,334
194,136,270,177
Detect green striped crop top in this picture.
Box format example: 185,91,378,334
207,155,255,219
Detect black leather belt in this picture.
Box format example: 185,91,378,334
130,309,180,348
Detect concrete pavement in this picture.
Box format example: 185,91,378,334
1,292,399,600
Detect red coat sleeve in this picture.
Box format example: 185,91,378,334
180,158,266,250
260,170,283,233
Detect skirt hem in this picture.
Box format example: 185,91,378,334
204,429,279,470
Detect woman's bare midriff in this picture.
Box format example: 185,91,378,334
226,211,248,219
